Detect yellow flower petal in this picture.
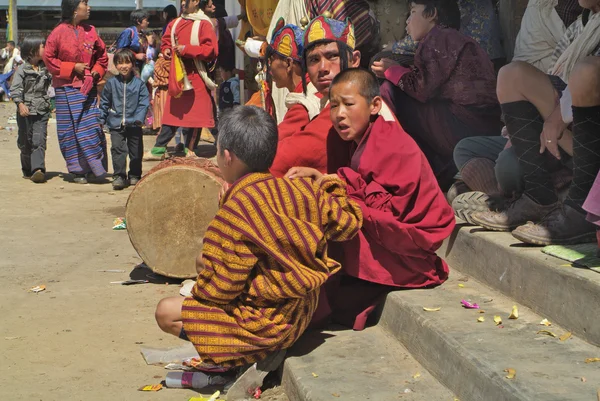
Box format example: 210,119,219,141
508,305,518,319
504,368,516,379
312,372,319,378
458,284,465,288
494,315,502,325
539,318,551,326
585,357,600,363
536,330,557,338
423,307,441,312
559,332,572,341
412,372,421,379
477,316,485,323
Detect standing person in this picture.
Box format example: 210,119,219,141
161,5,179,35
99,49,150,190
44,0,109,184
10,36,53,183
217,66,239,111
116,9,150,70
144,0,218,160
1,40,22,74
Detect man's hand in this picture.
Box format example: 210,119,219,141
371,58,399,79
18,103,30,117
174,45,185,56
540,105,568,160
73,63,88,76
163,48,172,60
285,167,323,181
135,52,146,61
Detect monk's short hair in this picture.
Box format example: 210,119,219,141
218,106,278,172
113,48,136,66
330,68,380,103
410,0,461,30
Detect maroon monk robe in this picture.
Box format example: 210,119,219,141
319,106,455,330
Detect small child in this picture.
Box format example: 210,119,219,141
286,68,455,330
10,36,52,183
99,49,150,190
155,106,362,368
218,67,240,112
116,9,150,70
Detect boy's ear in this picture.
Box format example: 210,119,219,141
223,149,234,165
428,7,439,23
370,96,383,116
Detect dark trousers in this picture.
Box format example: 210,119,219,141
110,126,143,179
155,124,201,151
17,112,49,176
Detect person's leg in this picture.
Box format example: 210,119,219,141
472,62,561,230
110,129,127,179
126,126,143,180
16,114,32,177
183,127,200,156
453,136,508,195
155,296,185,337
145,125,177,159
513,57,600,245
30,113,49,174
494,146,523,197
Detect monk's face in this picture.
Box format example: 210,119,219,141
305,42,360,96
329,81,381,144
406,3,436,41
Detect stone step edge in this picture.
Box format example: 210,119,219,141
439,225,600,347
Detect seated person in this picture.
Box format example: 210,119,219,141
472,38,600,245
155,106,363,368
372,0,502,190
269,14,361,177
267,18,321,140
392,0,505,69
513,0,583,72
286,69,455,330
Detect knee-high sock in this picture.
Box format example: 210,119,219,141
460,157,500,195
501,101,557,205
566,106,600,210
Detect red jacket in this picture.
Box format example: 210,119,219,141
44,23,108,88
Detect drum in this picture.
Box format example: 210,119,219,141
126,158,224,278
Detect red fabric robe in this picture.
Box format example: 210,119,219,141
161,18,218,128
44,23,108,88
315,107,455,330
270,103,351,177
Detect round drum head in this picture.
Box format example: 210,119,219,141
126,163,223,278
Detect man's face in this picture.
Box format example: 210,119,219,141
7,43,14,51
305,42,343,97
268,54,292,89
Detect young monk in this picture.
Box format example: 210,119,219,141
287,69,455,330
155,105,363,367
372,0,502,189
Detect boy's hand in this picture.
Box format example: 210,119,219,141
285,167,323,181
371,58,398,79
73,63,89,76
18,103,29,117
316,174,339,187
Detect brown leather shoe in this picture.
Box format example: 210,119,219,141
470,194,557,231
512,204,597,245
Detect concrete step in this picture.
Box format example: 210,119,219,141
438,224,600,347
281,325,456,401
379,274,600,401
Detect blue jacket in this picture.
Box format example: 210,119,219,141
115,27,142,53
99,74,150,130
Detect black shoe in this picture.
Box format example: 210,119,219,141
129,176,141,186
175,143,184,153
112,176,127,190
73,174,88,184
31,170,46,183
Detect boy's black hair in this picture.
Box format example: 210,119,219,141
301,41,353,95
408,0,461,30
20,36,46,62
163,4,178,20
217,106,278,172
113,48,136,66
131,9,149,26
61,0,86,22
7,40,15,47
330,68,380,103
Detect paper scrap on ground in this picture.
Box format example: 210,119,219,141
112,217,127,230
461,300,479,309
559,332,572,341
29,285,46,293
537,330,557,338
494,316,502,325
508,305,518,319
504,368,516,379
423,307,441,312
540,318,552,326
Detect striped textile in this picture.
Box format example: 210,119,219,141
182,173,362,367
152,88,167,130
305,0,375,47
55,87,107,177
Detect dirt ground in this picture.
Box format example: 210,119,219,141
0,102,287,401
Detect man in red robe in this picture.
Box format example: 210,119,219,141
269,14,361,177
287,68,455,330
145,0,218,159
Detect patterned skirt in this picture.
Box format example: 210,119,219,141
55,86,107,177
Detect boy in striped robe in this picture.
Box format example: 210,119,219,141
155,105,363,368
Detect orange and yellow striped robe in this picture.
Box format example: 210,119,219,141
182,172,362,367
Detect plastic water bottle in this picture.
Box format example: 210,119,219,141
165,371,228,389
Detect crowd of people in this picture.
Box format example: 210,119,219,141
5,0,600,375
